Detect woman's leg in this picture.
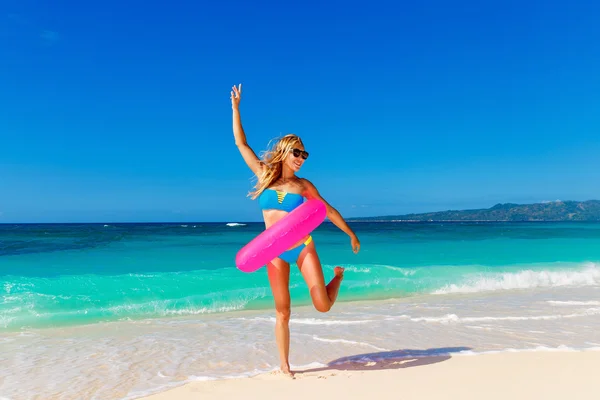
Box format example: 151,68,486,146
297,241,344,312
266,258,293,375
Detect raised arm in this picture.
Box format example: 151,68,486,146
231,84,263,175
301,178,361,254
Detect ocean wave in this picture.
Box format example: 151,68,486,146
4,259,600,330
432,263,600,294
0,287,269,329
342,266,371,273
381,265,417,276
456,345,600,356
308,334,389,351
247,317,373,326
410,307,600,324
546,300,600,306
226,223,246,227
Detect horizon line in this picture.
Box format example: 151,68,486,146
2,220,600,225
1,199,597,225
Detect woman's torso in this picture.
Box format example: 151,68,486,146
258,178,310,249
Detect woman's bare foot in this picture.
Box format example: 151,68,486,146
281,363,295,378
334,266,345,280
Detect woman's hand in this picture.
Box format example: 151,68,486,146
231,84,242,110
350,234,361,254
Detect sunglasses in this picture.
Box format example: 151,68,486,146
291,148,309,160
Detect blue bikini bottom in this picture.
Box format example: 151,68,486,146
278,236,313,264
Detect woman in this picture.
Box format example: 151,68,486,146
230,83,361,376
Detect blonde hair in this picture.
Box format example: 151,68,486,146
249,134,304,199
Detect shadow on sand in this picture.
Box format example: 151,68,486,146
300,346,472,373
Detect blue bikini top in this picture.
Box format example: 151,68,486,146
258,189,304,212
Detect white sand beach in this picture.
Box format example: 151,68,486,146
140,350,600,400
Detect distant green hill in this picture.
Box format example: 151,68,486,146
351,200,600,222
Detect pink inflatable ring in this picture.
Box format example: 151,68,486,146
236,199,327,272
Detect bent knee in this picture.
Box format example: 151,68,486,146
313,302,331,313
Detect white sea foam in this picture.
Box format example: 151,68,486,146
343,266,371,273
9,292,268,327
309,335,389,351
3,282,14,294
226,223,246,227
0,316,15,329
292,317,374,326
379,265,417,276
411,314,461,323
547,300,600,306
248,316,374,325
129,273,158,278
456,345,600,356
433,263,600,294
410,308,600,324
291,361,328,370
103,294,263,316
383,315,411,321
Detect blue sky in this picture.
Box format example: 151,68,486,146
1,0,599,223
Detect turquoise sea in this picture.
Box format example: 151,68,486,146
2,221,600,399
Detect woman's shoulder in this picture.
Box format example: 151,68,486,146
297,177,318,196
297,177,315,186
